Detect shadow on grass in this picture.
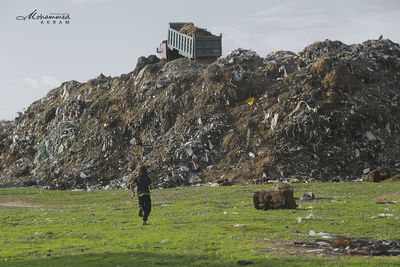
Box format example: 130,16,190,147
4,251,399,267
2,251,236,267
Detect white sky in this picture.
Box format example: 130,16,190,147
1,0,399,120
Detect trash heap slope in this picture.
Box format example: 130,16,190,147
1,39,400,189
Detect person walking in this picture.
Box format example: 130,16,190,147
130,165,152,225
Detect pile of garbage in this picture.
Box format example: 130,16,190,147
1,38,400,189
178,23,213,37
295,237,400,256
0,121,14,176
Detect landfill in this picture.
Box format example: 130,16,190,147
0,38,400,189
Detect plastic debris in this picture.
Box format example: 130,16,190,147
297,212,319,223
370,213,394,219
300,192,315,200
295,236,400,256
246,97,255,106
309,230,332,239
232,224,246,227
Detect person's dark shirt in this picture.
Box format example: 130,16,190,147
134,175,151,195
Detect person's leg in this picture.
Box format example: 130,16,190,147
142,195,151,223
138,196,144,217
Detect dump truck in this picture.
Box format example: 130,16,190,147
157,22,222,61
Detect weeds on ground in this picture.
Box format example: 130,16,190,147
1,182,400,266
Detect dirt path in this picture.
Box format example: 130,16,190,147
0,201,42,208
0,196,42,208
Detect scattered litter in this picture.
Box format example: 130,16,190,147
375,201,387,204
306,249,324,253
370,213,394,219
300,192,315,200
297,212,320,223
223,211,239,215
309,230,332,239
295,237,400,256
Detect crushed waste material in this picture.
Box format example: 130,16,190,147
1,38,400,189
295,237,400,256
178,23,213,37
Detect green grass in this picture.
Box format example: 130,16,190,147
1,183,400,266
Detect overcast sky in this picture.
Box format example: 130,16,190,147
1,0,399,120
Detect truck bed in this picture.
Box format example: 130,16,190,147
167,22,222,60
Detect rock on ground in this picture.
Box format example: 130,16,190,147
253,183,297,210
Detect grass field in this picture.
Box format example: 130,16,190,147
1,182,400,266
